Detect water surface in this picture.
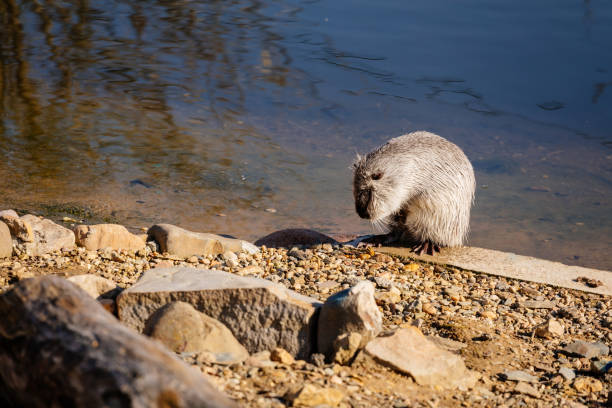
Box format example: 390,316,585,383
1,0,611,269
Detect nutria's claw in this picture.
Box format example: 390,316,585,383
412,241,441,256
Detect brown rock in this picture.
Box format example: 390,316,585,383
0,276,235,408
147,224,258,258
73,224,145,251
514,382,541,398
332,332,362,365
0,222,11,258
534,318,564,339
318,281,382,359
20,215,75,255
572,377,603,393
270,348,295,365
0,214,33,242
365,327,478,389
117,267,321,359
254,228,338,248
144,301,249,364
288,384,345,407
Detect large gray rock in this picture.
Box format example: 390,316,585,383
20,215,75,255
0,276,235,408
0,221,11,258
117,267,321,358
147,224,258,258
317,281,382,359
74,224,145,251
365,327,478,389
144,301,249,364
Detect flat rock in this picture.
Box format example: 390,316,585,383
0,276,234,408
501,370,538,383
562,340,609,359
147,224,258,258
254,228,338,248
514,382,541,398
317,281,382,359
117,267,321,358
144,301,248,364
74,224,145,251
519,299,556,309
365,327,478,389
0,214,33,242
20,215,75,256
426,335,467,352
67,274,120,299
0,222,11,258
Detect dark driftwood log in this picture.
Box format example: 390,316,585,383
0,276,235,408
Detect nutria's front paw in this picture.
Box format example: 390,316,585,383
412,240,441,256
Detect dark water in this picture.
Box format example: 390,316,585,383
1,0,611,269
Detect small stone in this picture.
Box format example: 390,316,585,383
375,286,401,304
332,332,362,365
317,281,383,359
519,300,555,309
245,351,275,368
310,353,325,368
422,303,437,315
264,208,277,213
590,359,612,374
501,370,538,383
288,384,345,407
514,382,540,398
237,265,264,276
534,318,564,339
404,263,420,272
365,327,477,389
562,340,609,359
572,377,603,393
558,367,576,381
144,301,249,364
480,310,497,319
270,348,294,365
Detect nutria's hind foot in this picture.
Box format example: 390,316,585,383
412,240,442,256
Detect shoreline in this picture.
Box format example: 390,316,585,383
1,211,610,407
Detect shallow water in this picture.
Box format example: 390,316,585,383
1,0,611,269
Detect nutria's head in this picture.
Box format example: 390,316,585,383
352,146,413,222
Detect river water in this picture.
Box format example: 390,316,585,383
1,0,611,269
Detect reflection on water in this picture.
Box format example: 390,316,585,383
1,0,611,270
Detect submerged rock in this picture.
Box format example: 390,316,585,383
74,224,145,251
144,301,248,364
19,215,75,256
0,276,235,408
365,327,478,389
117,267,321,358
147,224,258,258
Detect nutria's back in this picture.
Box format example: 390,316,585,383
352,131,475,247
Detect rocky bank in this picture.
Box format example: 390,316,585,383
0,212,610,407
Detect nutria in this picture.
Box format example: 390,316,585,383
352,131,475,255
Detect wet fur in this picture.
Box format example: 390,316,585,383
352,131,475,247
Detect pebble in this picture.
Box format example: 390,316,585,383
501,370,538,383
558,367,576,381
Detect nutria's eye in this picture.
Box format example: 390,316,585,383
371,172,383,180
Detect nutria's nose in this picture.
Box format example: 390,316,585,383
355,189,371,219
